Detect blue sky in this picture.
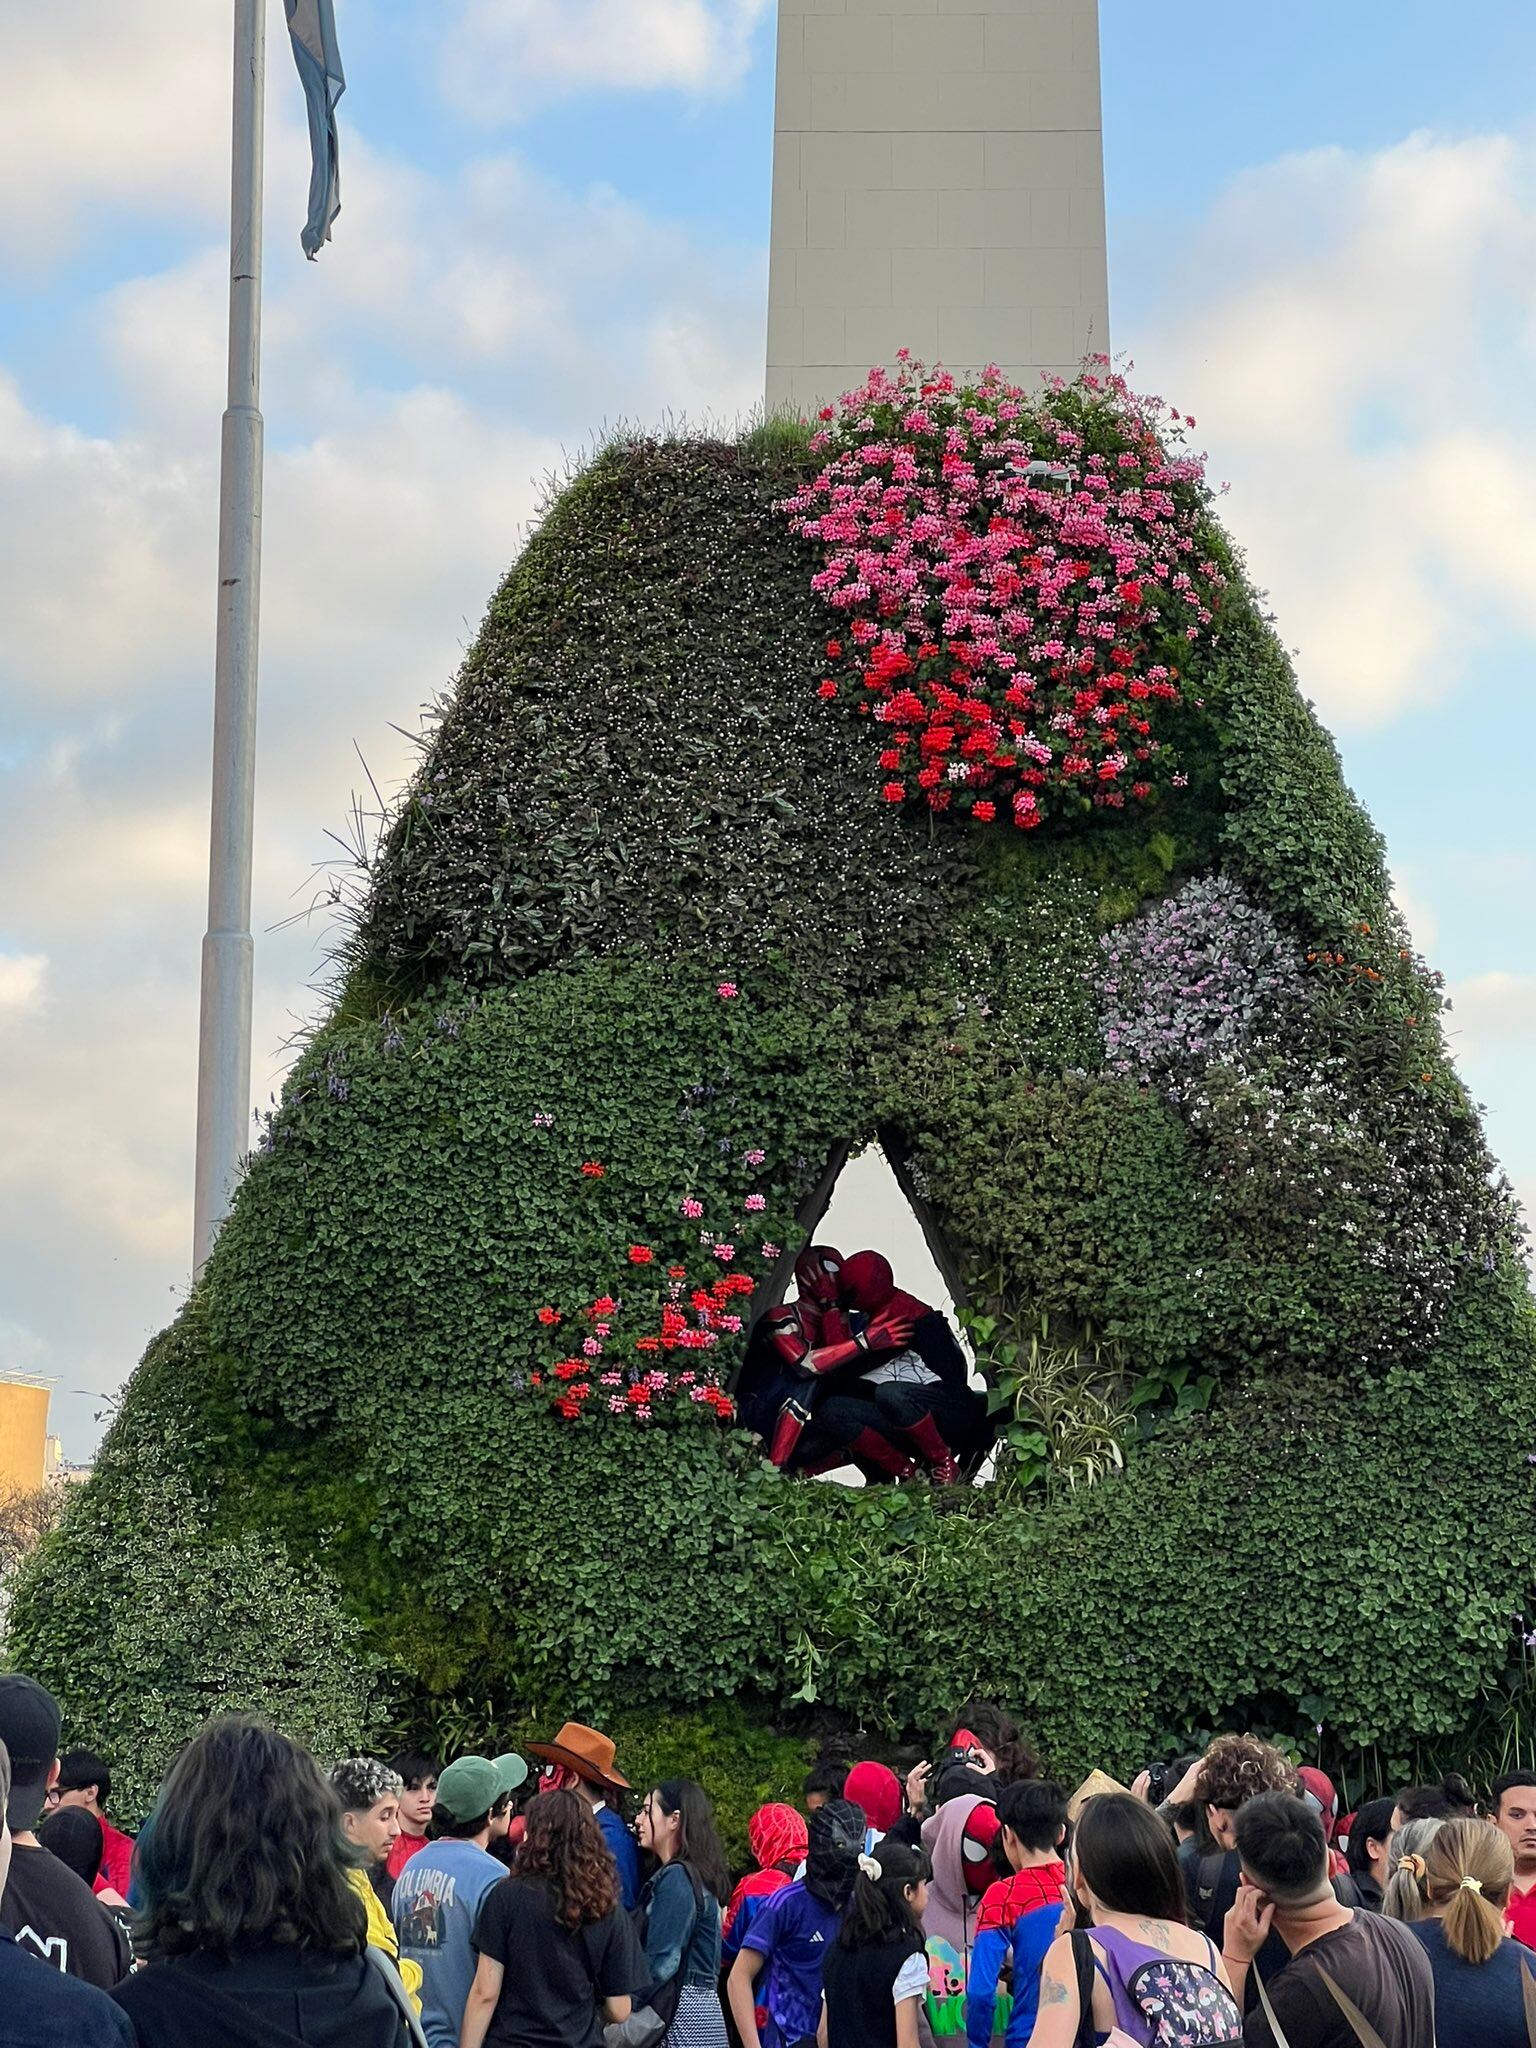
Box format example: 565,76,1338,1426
0,0,1532,1458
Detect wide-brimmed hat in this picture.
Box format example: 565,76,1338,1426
526,1721,629,1790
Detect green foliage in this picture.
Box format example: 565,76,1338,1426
18,416,1536,1803
357,437,964,998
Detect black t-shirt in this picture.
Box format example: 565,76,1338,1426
822,1934,926,2048
472,1874,642,2048
0,1843,131,1989
1243,1912,1435,2048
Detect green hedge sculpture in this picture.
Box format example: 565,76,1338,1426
10,382,1534,1826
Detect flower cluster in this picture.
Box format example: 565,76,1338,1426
1097,876,1305,1095
781,355,1223,827
531,1157,778,1423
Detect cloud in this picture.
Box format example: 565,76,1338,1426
1445,972,1536,1047
1134,131,1536,731
0,96,767,1456
0,953,46,1015
443,0,770,118
0,2,227,261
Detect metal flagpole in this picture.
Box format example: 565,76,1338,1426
193,0,266,1275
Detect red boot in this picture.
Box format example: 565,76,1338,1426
848,1427,918,1482
901,1411,960,1485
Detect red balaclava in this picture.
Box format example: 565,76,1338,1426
748,1802,809,1872
844,1761,903,1835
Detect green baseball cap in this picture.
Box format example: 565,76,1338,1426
493,1753,529,1794
435,1755,504,1822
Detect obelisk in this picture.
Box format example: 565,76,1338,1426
765,0,1110,415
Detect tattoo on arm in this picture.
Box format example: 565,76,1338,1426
1040,1968,1069,2008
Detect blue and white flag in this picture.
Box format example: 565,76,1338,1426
286,0,346,258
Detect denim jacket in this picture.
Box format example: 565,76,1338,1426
643,1861,722,1992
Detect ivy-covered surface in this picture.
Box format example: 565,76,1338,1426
11,384,1534,1819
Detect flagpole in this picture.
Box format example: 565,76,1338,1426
193,0,266,1275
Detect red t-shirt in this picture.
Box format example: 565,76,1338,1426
386,1831,428,1884
1505,1880,1536,1948
94,1818,135,1898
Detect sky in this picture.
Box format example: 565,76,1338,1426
1,1,1533,1460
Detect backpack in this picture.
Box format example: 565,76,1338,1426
1070,1927,1244,2048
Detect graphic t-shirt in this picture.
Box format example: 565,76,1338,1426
1243,1912,1434,2048
741,1879,842,2048
0,1929,135,2048
393,1837,508,2048
0,1843,130,1989
472,1876,641,2048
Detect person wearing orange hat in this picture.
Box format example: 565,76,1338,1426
526,1721,640,1909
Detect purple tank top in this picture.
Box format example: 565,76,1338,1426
1088,1924,1241,2048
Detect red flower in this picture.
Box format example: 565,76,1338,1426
972,800,996,822
826,639,843,658
878,749,901,770
817,679,838,700
589,1295,617,1317
580,1161,605,1178
882,781,906,803
817,406,834,421
553,1359,584,1381
636,1336,661,1353
628,1245,654,1264
536,1306,561,1326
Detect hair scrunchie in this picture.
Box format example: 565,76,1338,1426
1399,1853,1427,1885
857,1852,883,1880
1460,1874,1484,1893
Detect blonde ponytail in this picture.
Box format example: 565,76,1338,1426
1425,1819,1513,1967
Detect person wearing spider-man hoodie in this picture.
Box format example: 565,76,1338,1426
920,1759,1003,2007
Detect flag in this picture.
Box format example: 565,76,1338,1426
286,0,346,258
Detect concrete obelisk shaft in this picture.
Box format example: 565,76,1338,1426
193,0,266,1276
766,0,1110,415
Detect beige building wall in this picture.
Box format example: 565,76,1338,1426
766,0,1110,416
0,1380,50,1496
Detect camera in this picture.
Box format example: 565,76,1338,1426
1144,1761,1173,1806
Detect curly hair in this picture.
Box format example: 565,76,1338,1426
515,1789,619,1931
330,1757,402,1814
135,1715,365,1961
1194,1736,1297,1812
944,1701,1037,1787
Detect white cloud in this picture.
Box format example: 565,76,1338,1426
0,953,46,1015
444,0,770,118
1136,132,1536,731
1445,972,1536,1048
0,2,227,261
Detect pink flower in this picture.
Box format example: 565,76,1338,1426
744,1193,766,1213
713,1242,735,1261
681,1197,703,1219
716,982,738,999
761,1242,781,1260
608,1395,625,1413
582,1337,602,1357
744,1148,766,1166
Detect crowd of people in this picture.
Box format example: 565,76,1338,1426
3,1672,1536,2048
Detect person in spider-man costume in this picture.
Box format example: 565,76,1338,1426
809,1249,985,1484
738,1246,987,1484
741,1244,921,1479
